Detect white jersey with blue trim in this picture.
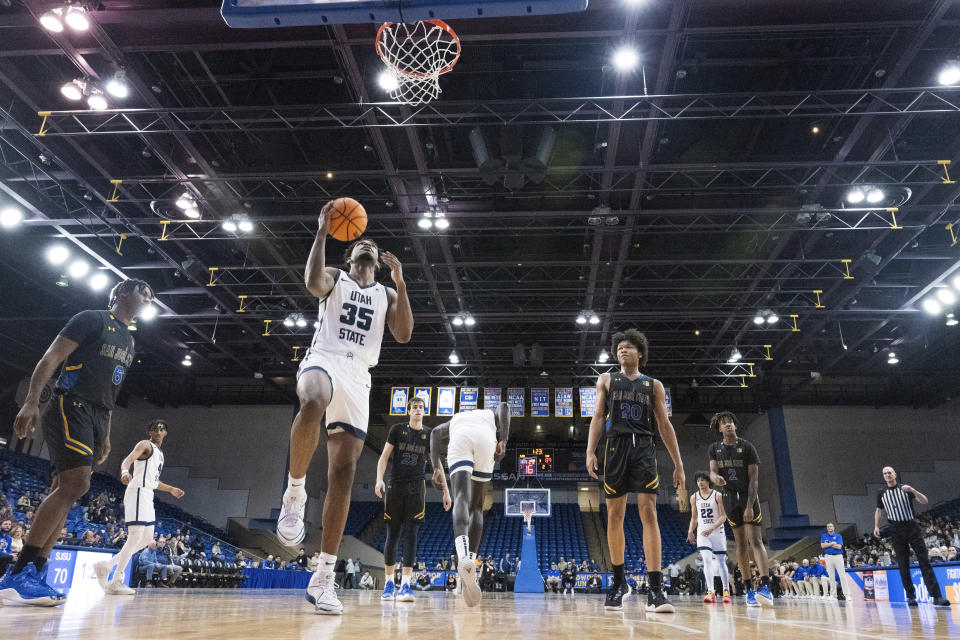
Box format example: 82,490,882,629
309,269,390,368
695,489,721,530
129,442,164,490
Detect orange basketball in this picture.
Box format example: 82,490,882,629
326,197,367,242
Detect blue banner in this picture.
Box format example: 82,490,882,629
555,387,573,417
414,387,432,415
507,387,525,417
483,387,501,409
389,387,409,416
579,386,597,418
459,387,479,411
664,386,672,417
531,388,549,417
437,387,456,416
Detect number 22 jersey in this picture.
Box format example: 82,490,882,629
309,269,389,368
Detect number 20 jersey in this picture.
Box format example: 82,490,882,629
604,372,656,439
310,270,389,368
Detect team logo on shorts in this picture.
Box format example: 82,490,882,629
112,365,125,385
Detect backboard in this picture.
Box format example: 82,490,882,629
221,0,589,28
504,488,550,518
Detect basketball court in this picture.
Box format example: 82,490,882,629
2,0,960,639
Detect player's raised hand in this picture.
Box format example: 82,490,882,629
13,404,39,439
381,251,404,286
375,479,386,498
171,487,185,499
585,452,599,480
317,200,334,235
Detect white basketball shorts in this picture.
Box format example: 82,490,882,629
696,527,727,554
297,349,372,440
124,485,156,526
447,411,497,482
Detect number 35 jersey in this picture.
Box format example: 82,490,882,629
604,372,656,440
310,270,389,368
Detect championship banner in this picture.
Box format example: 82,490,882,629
389,387,409,416
459,386,479,411
555,387,573,417
579,386,597,418
664,386,672,417
413,387,432,415
483,387,501,409
531,388,549,417
507,387,525,417
437,387,456,416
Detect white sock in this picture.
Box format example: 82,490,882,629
469,551,477,563
287,474,306,494
319,552,336,576
401,574,411,586
455,535,470,562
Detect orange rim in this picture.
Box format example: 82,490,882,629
376,19,461,79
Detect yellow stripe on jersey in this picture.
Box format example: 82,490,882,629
60,396,93,455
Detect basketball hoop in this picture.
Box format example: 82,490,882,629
375,20,461,105
521,507,535,532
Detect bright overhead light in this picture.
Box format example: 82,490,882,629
753,314,765,325
222,219,238,233
295,316,307,328
106,79,129,99
887,356,899,365
464,315,475,327
181,359,192,367
938,63,960,86
921,298,942,315
0,207,23,228
811,126,820,134
936,288,956,305
313,321,320,329
87,91,108,111
378,70,399,92
61,80,83,101
184,354,191,360
452,316,464,326
449,351,460,364
175,193,193,210
283,315,295,328
588,315,600,325
730,347,743,362
846,187,865,204
612,47,639,71
598,350,610,363
46,244,70,265
184,207,200,219
39,10,64,32
767,312,779,324
68,260,89,278
88,272,109,291
237,219,254,233
417,218,432,229
64,6,90,31
946,313,958,327
139,304,158,321
866,187,884,204
326,172,334,179
434,217,450,230
576,313,587,325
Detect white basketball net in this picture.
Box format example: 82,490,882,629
376,20,461,105
522,509,534,532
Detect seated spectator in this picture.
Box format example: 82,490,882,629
435,561,443,570
946,547,957,562
586,570,602,594
557,556,567,572
17,494,31,510
414,571,433,591
23,509,34,528
545,563,561,593
445,571,457,591
561,561,578,594
444,554,456,571
56,526,78,546
295,548,309,571
929,546,942,561
359,571,376,590
261,554,276,570
0,519,13,576
211,541,221,557
308,551,320,572
235,551,250,568
153,538,183,586
10,525,25,554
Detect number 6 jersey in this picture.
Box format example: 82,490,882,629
310,270,389,368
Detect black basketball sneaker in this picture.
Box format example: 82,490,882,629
604,581,631,610
646,587,675,613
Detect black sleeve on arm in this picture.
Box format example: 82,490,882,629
746,442,760,465
60,310,102,344
386,424,401,446
876,490,885,509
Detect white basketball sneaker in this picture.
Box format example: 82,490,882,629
306,572,342,615
93,560,112,591
276,489,307,547
458,558,481,607
106,581,136,596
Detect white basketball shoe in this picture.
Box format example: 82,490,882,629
306,571,342,615
458,558,481,607
93,560,112,591
276,488,307,547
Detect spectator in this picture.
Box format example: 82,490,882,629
499,553,515,575
16,494,30,510
334,558,347,586
586,569,602,594
308,551,321,572
561,560,578,594
359,571,376,590
557,556,567,572
211,540,221,557
445,571,457,591
0,519,13,576
153,539,183,586
945,547,957,562
235,551,249,568
414,571,433,591
545,563,561,593
56,526,77,546
479,557,496,592
10,525,25,554
435,561,443,570
667,562,680,583
261,554,276,570
23,510,34,528
445,554,456,571
295,548,309,571
344,558,356,588
350,558,361,588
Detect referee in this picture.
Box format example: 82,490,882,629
873,466,950,607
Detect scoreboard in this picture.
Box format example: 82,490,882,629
515,448,554,475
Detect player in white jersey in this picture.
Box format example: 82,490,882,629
93,420,184,594
430,403,511,607
687,471,731,603
277,199,414,615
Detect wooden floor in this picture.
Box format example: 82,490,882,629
1,589,957,640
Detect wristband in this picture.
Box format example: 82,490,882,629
121,469,131,477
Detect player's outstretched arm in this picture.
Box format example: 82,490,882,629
687,493,699,543
157,482,185,499
375,442,394,498
584,373,609,480
119,440,153,485
304,201,337,298
383,252,413,343
13,334,80,439
653,379,685,491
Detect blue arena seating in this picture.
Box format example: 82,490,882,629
599,503,696,569
343,500,381,537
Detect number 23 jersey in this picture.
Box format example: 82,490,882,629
310,269,389,368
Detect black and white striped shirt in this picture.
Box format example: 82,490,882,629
876,485,916,522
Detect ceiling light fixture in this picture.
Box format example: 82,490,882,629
936,288,957,306
88,272,109,291
46,244,70,264
598,350,610,363
86,88,108,111
378,70,399,92
106,69,129,99
283,315,295,328
175,193,194,210
68,260,89,278
612,46,639,72
946,313,958,327
866,187,885,204
60,79,84,101
938,61,960,86
921,298,943,315
464,314,475,327
449,350,460,364
845,186,865,204
0,206,23,228
452,315,464,326
64,5,90,31
139,304,157,321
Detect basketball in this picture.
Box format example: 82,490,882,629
326,197,367,242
